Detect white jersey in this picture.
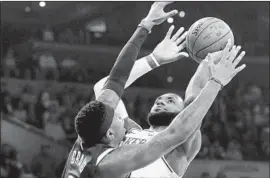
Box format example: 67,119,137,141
121,129,180,178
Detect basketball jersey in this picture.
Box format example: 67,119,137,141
121,129,180,178
61,138,114,178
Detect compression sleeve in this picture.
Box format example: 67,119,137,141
102,26,149,97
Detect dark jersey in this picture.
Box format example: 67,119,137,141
61,138,113,178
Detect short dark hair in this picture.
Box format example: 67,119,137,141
74,100,114,146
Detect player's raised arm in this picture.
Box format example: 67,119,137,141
168,51,224,175
94,25,188,96
184,51,223,106
97,39,246,178
97,2,178,110
170,40,246,143
94,25,188,130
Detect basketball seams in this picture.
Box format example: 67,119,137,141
187,17,215,59
191,19,220,55
187,21,198,59
195,30,231,58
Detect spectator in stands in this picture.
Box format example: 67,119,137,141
253,104,269,128
208,140,226,160
198,133,210,159
13,99,28,122
224,140,243,160
2,94,13,115
21,164,36,178
242,140,259,160
201,172,211,178
38,52,58,80
0,144,12,178
209,121,228,147
42,27,54,42
61,113,77,144
34,92,51,129
243,84,263,108
21,85,36,105
59,56,77,82
44,102,66,141
6,149,23,178
260,127,270,160
216,170,227,178
3,48,18,78
31,144,57,178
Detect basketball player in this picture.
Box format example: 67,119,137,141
94,28,246,177
61,2,181,178
62,2,246,178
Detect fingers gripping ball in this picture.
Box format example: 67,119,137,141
186,17,234,63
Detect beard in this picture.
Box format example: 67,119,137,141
147,111,178,127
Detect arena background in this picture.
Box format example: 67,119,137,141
1,1,269,178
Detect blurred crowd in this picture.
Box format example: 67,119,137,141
2,48,88,83
1,143,66,178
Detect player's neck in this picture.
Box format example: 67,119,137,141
150,126,166,132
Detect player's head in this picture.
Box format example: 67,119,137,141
147,93,184,127
75,100,126,147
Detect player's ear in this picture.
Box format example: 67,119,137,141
105,128,115,141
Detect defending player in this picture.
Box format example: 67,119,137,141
94,25,245,177
62,2,180,178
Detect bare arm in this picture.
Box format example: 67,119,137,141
166,130,201,177
94,57,155,130
98,80,221,177
166,59,211,175
183,130,202,161
97,26,149,109
184,59,211,106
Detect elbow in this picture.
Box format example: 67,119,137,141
94,78,108,97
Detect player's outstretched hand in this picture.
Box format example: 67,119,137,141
208,39,246,87
141,2,178,32
152,25,189,65
145,2,178,25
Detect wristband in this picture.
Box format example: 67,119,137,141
150,53,160,67
146,54,159,69
210,77,223,90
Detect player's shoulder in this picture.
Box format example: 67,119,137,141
126,128,155,137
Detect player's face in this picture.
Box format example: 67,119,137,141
150,93,184,114
147,93,184,127
109,113,126,144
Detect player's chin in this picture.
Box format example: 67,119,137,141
147,111,177,127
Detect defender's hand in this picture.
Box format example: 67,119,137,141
141,2,178,32
152,25,189,65
209,39,246,87
145,2,178,25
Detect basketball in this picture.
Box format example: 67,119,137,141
186,17,234,63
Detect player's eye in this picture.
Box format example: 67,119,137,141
168,100,174,104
